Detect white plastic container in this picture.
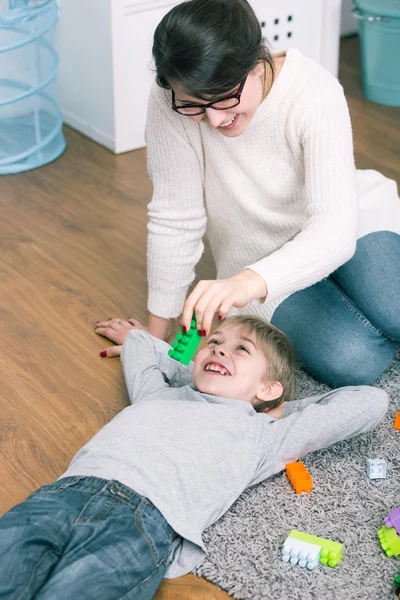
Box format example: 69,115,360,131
56,0,342,153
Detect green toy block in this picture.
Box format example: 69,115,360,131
289,530,343,567
168,317,202,365
378,524,400,557
394,573,400,596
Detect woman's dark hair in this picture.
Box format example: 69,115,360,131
152,0,274,100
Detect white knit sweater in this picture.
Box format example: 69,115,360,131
145,48,400,321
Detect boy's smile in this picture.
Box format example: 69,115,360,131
192,323,281,406
204,361,231,376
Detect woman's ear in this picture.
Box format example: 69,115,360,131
256,380,283,403
250,62,265,77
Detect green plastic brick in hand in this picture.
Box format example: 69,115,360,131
168,317,202,365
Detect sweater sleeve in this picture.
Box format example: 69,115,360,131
246,82,358,305
251,386,388,485
145,84,207,319
120,329,194,404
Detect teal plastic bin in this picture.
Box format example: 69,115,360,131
352,0,400,107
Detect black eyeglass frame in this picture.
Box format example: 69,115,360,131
171,75,248,116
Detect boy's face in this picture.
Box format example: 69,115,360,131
192,324,279,406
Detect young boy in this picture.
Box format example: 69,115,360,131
0,316,388,600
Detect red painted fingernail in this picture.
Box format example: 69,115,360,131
198,330,202,336
100,351,107,358
203,330,207,336
218,315,223,321
183,325,187,333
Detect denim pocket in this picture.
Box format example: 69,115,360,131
135,501,174,568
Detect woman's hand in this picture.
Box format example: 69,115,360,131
94,317,147,358
181,269,267,335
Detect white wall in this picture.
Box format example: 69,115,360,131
56,0,116,149
341,0,358,36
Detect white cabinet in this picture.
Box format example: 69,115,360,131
56,0,342,154
251,0,342,78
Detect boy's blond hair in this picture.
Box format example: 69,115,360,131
219,315,296,408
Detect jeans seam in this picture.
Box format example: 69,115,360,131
74,500,114,525
32,486,100,495
14,547,61,600
135,501,160,566
326,278,388,338
91,502,113,522
330,274,399,343
115,549,172,600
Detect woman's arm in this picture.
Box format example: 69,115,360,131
147,313,174,341
146,83,207,320
246,80,358,304
95,84,206,353
181,80,359,335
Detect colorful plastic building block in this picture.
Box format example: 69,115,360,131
289,530,343,567
366,458,387,480
385,507,400,536
378,507,400,557
282,536,321,570
394,412,400,430
286,461,313,494
168,317,202,365
378,524,400,557
393,573,400,597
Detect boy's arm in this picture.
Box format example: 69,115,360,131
120,330,194,404
253,386,388,484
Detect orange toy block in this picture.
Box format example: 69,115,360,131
286,461,313,494
394,413,400,430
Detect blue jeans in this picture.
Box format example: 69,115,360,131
271,232,400,387
0,476,175,600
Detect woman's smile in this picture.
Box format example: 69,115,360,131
218,114,239,129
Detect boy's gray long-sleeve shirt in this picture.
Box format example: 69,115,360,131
62,331,388,577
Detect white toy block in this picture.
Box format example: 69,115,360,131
366,458,387,480
282,537,321,570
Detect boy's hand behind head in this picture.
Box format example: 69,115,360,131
260,401,288,419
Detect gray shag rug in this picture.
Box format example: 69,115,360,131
195,350,400,600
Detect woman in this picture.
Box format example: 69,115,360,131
96,0,400,387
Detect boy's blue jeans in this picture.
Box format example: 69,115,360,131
0,476,175,600
271,232,400,388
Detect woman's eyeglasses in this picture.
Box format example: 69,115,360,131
172,75,248,116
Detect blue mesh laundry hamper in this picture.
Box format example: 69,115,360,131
0,0,66,174
352,0,400,107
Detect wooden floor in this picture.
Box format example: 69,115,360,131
0,37,399,599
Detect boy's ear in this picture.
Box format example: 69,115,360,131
256,380,283,403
